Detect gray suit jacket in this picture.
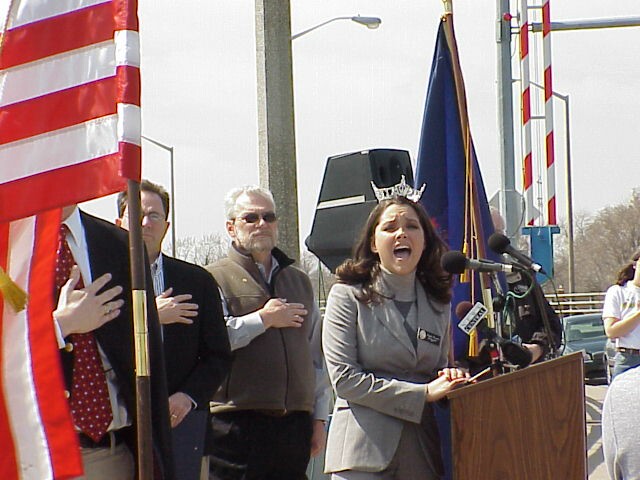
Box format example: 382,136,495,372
322,282,450,473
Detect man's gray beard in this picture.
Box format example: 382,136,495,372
247,236,276,253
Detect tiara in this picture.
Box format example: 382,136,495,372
370,175,426,203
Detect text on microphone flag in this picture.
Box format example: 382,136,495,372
457,302,489,335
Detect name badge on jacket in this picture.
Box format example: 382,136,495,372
417,328,441,345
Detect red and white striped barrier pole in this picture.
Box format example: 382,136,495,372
542,0,557,225
519,0,535,226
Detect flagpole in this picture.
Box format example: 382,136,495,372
126,179,153,479
441,6,496,352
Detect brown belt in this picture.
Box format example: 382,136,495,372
616,347,640,355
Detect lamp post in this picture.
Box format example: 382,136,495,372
530,82,574,292
291,15,381,40
255,1,381,262
141,135,176,257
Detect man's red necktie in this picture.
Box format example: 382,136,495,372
56,225,113,442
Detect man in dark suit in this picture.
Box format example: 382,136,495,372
53,205,174,479
116,180,231,477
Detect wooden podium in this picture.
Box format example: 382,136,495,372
447,352,586,480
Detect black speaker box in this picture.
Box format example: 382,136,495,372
305,149,413,272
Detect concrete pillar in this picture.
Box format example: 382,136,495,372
255,0,300,262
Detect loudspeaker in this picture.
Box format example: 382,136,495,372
305,149,413,272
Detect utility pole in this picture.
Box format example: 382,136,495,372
496,0,519,240
255,0,300,262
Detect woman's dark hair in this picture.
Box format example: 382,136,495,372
336,197,452,304
615,248,640,286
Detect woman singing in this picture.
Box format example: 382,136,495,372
603,249,640,379
322,193,468,480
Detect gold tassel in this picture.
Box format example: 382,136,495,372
0,266,27,313
467,329,478,357
460,241,470,283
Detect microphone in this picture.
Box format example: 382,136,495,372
488,233,546,274
478,325,533,368
441,251,517,274
455,301,488,335
500,340,533,368
455,301,474,319
457,302,530,367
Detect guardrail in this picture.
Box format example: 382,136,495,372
324,293,607,317
545,292,605,316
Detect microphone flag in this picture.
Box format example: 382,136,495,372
457,302,489,335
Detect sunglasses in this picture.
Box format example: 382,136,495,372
237,212,277,224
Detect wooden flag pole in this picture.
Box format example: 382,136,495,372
442,0,453,15
126,179,153,479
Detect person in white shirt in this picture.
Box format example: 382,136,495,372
603,249,640,379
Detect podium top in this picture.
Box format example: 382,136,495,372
446,352,584,400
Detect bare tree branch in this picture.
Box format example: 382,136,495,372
172,233,229,266
554,191,640,292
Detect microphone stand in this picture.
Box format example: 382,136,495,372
530,275,558,357
487,339,504,377
507,268,558,360
487,271,533,373
488,272,506,340
478,272,519,378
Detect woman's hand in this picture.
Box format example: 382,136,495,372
425,368,469,402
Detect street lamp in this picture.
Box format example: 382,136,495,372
255,4,381,263
291,15,381,40
141,135,176,257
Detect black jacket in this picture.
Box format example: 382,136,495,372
161,254,231,407
59,211,175,479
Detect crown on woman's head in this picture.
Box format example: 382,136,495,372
370,175,426,203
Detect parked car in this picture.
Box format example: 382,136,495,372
605,338,616,384
562,313,608,382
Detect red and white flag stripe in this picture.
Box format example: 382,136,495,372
0,0,141,223
0,210,82,479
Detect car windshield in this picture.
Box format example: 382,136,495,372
565,317,605,342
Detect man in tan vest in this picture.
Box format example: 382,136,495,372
205,185,330,480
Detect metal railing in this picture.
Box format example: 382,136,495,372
545,292,605,316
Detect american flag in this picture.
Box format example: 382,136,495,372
0,211,81,479
0,0,140,478
0,0,141,222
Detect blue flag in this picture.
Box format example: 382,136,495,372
416,18,501,359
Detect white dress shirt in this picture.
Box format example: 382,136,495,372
57,207,130,431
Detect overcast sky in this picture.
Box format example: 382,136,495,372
82,0,640,252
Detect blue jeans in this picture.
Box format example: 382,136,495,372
612,351,640,379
